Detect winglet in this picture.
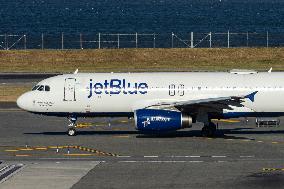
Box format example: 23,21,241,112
268,67,272,73
74,69,79,74
245,91,258,102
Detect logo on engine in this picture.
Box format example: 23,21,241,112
142,116,171,127
142,118,151,127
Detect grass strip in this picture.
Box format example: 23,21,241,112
0,48,283,73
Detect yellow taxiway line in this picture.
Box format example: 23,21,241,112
5,149,19,152
15,154,30,157
211,119,240,123
263,168,284,171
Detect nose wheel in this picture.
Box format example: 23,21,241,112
67,116,77,136
68,127,77,136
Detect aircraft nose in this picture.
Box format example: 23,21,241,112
17,93,31,111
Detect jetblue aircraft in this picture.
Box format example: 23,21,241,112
17,69,282,136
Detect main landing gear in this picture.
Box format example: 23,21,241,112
67,116,77,136
201,122,217,137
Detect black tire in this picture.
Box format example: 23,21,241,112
202,126,210,137
201,122,216,137
209,122,217,133
67,128,76,136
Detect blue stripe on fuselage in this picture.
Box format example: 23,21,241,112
28,111,284,119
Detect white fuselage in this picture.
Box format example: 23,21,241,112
17,72,284,118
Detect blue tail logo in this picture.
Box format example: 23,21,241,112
245,91,258,102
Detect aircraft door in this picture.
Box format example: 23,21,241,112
64,78,76,101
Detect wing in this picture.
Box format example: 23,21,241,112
134,91,258,114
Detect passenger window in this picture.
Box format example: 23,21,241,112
38,85,44,91
45,86,50,91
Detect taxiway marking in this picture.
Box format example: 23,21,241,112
119,160,204,163
35,147,47,150
211,119,240,123
18,148,33,151
15,154,30,157
113,135,130,138
5,150,19,152
212,156,226,158
117,156,131,158
64,154,93,156
263,168,284,171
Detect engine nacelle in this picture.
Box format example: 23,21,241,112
134,109,192,131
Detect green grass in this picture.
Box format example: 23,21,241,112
0,48,284,73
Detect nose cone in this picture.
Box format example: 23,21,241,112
17,93,31,111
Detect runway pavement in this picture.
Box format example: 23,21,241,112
0,108,284,188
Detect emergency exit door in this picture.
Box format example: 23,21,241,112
64,78,76,101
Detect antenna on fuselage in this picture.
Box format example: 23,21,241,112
74,69,79,74
268,67,272,73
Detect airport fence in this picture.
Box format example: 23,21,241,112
0,31,283,50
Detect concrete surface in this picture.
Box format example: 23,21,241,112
1,161,100,189
0,109,284,189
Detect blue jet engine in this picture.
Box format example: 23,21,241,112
135,109,192,131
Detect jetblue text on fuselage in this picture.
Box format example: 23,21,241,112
88,79,148,98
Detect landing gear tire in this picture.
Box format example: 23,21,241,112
201,122,217,137
67,128,76,136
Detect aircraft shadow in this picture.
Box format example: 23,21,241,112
24,130,139,136
24,129,253,140
221,127,284,135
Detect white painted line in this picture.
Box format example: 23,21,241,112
212,156,227,158
217,161,227,163
39,158,106,162
240,155,255,158
119,161,202,163
189,161,203,163
144,156,159,158
0,164,25,184
0,166,10,173
189,156,201,158
148,161,187,163
117,156,131,158
168,156,190,158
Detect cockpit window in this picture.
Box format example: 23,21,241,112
38,85,44,91
32,85,39,91
45,85,50,91
32,85,50,92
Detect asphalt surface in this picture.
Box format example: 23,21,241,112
0,108,284,189
0,73,58,84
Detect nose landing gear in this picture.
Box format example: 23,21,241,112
67,116,77,136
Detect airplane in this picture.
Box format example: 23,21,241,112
16,69,283,137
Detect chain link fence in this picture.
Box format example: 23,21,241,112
0,31,283,50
